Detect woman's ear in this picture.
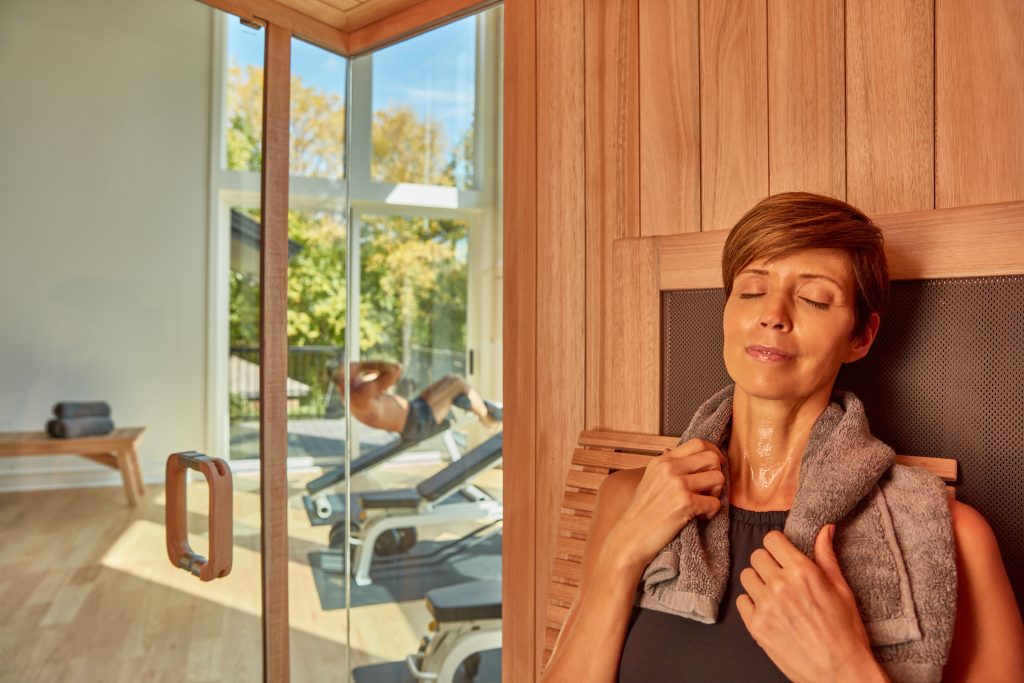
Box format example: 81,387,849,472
844,312,880,363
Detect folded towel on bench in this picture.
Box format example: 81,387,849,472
53,401,112,418
46,417,115,438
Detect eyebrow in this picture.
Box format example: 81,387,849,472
738,268,845,289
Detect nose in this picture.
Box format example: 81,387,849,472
757,294,792,332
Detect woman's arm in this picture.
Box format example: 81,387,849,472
944,500,1024,681
541,468,648,683
541,439,726,682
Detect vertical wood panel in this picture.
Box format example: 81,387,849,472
602,238,660,432
584,0,639,429
846,0,933,214
639,0,700,236
936,0,1024,208
502,0,537,681
584,0,639,243
700,0,768,231
767,0,845,199
259,21,291,683
536,0,585,677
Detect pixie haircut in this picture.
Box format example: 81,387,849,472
722,191,890,337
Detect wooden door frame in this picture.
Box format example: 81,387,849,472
258,20,293,682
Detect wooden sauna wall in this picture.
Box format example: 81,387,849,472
502,0,1024,679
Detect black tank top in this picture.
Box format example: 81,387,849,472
618,507,791,682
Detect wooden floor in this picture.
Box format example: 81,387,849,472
0,461,503,682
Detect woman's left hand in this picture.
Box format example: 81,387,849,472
736,525,888,683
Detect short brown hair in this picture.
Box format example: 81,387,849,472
722,192,889,336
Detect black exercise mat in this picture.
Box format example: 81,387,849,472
352,649,501,683
308,532,502,609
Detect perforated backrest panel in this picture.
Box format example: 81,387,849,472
662,276,1024,611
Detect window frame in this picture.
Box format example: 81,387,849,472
206,8,503,460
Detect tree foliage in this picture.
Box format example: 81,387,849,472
226,65,471,393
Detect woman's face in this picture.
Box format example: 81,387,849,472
722,248,878,403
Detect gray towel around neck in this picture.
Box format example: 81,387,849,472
637,385,957,683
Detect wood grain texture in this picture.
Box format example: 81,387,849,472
845,0,933,214
536,0,586,677
639,0,700,236
879,201,1024,280
581,0,638,437
347,0,498,55
767,0,845,199
585,0,639,242
658,201,1024,289
700,0,769,231
596,238,660,433
583,0,639,433
198,0,349,54
502,0,537,681
936,0,1024,208
259,22,291,683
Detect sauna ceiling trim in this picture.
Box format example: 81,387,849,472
199,0,496,56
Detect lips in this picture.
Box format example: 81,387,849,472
745,345,794,362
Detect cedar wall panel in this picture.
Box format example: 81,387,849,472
518,0,1024,676
639,0,699,236
936,0,1024,208
846,0,933,214
700,0,769,231
584,0,639,429
535,0,586,678
767,0,845,199
502,0,537,680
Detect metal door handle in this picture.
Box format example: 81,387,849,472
165,451,233,581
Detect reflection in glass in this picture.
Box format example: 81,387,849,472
359,213,469,396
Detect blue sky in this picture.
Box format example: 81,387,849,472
228,16,476,147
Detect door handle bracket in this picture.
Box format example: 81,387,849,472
165,451,233,581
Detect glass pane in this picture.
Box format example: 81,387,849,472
344,209,503,680
289,39,347,179
371,15,478,189
225,20,264,172
284,37,350,680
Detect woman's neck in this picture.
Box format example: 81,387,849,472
727,386,832,511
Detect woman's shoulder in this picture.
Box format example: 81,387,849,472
948,499,1000,558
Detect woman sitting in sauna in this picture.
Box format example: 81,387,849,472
544,193,1024,682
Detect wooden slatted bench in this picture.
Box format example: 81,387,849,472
542,429,958,668
0,427,147,506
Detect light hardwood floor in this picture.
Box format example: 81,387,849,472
0,460,503,682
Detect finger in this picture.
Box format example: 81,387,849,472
738,567,766,602
669,450,721,474
813,524,851,592
684,469,725,494
672,438,724,460
761,530,809,569
691,493,722,519
749,547,783,582
736,593,755,630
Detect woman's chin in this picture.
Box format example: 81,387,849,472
732,376,811,403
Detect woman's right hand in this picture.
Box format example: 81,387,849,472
607,438,726,568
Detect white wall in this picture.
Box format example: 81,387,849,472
0,0,214,490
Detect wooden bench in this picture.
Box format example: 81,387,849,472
542,429,958,668
0,427,146,506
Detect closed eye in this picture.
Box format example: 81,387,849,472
738,292,763,300
800,297,830,310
